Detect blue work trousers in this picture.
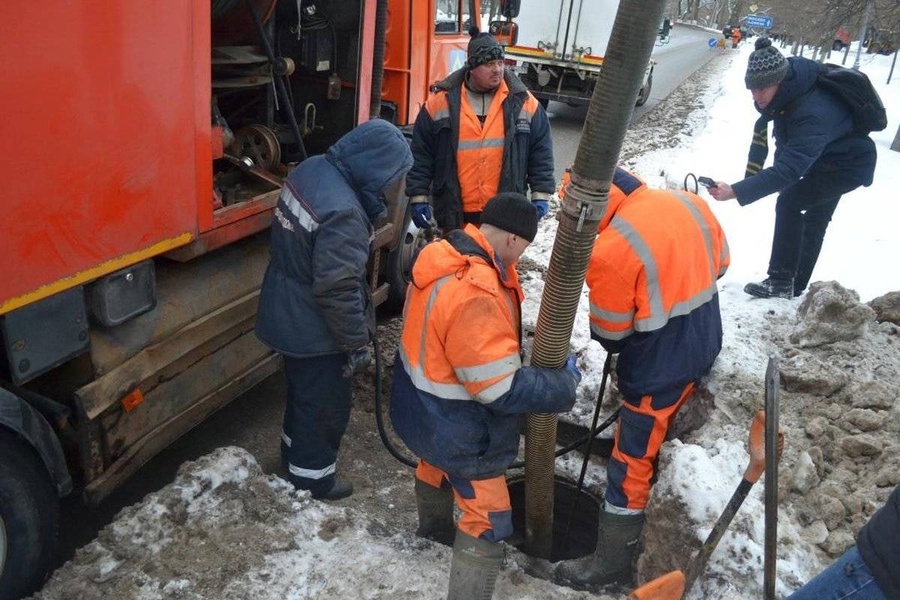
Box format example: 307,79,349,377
281,353,352,497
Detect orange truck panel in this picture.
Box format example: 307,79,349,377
0,2,211,314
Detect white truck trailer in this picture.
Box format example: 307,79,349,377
501,0,655,107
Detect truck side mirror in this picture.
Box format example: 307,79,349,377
489,20,518,46
499,0,520,18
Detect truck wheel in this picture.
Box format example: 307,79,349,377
384,207,429,313
635,71,653,107
0,431,59,600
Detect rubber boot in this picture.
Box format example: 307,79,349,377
311,476,353,500
554,510,645,590
415,478,456,546
447,530,504,600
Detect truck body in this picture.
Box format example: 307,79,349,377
0,1,483,597
502,0,655,107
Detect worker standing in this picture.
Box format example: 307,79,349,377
405,28,555,231
255,120,412,500
390,193,581,600
555,168,730,589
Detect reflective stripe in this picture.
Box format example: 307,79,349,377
475,374,515,403
280,187,319,233
281,431,292,447
610,216,666,331
589,302,635,324
400,345,470,400
719,237,730,277
590,321,635,340
455,352,521,383
673,191,717,282
432,108,450,121
289,462,335,480
458,137,505,150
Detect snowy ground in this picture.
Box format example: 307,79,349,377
33,40,900,600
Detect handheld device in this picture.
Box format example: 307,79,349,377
698,176,717,188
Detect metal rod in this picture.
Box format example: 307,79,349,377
561,353,614,544
764,355,780,600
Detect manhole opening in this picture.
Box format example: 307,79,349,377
507,475,601,562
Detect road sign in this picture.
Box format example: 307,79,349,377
745,14,773,29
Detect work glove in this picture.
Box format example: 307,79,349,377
532,199,550,220
565,354,582,385
343,347,372,378
411,203,435,229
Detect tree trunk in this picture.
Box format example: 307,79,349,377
891,123,900,152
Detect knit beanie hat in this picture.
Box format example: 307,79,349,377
745,37,788,89
467,27,504,68
480,192,538,242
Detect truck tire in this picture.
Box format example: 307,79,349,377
832,40,845,51
635,71,653,107
0,430,59,600
384,207,429,313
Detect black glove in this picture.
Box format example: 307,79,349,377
343,348,372,378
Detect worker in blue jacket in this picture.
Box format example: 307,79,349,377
709,38,876,299
256,119,412,500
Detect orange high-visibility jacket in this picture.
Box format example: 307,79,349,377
586,168,730,398
390,225,576,479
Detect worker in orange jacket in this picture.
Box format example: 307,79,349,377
405,29,555,231
555,168,730,589
732,27,742,47
390,193,581,600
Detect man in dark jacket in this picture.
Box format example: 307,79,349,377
787,485,899,599
255,119,412,500
708,38,877,299
391,193,580,599
405,28,555,231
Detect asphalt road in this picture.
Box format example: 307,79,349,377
50,22,720,578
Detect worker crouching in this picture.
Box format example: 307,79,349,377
390,193,581,599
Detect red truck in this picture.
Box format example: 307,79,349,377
0,1,502,597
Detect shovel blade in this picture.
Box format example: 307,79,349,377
628,570,685,600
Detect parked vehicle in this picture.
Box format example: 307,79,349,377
500,0,656,108
0,1,484,597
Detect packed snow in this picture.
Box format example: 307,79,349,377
33,34,899,600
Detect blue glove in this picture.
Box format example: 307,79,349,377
565,355,582,385
343,348,372,378
411,203,434,229
533,200,550,220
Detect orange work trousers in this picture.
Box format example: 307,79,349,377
606,382,695,510
416,459,513,542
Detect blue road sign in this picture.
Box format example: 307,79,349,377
745,14,773,29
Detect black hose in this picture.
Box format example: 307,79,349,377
372,335,417,468
369,0,388,119
372,333,620,471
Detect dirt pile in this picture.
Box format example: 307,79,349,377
638,281,900,597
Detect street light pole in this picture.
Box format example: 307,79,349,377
853,0,874,70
